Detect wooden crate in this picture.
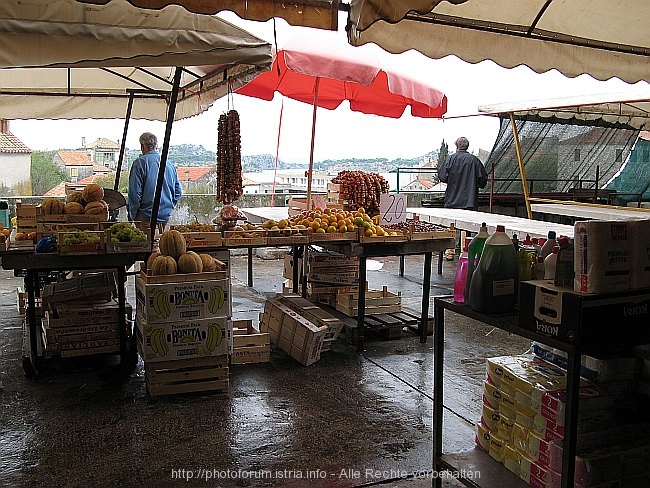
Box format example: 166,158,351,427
230,319,270,365
138,262,227,284
358,228,408,243
336,285,401,317
180,232,222,249
144,355,229,397
57,230,105,255
222,230,266,247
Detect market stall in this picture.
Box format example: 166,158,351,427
0,0,273,378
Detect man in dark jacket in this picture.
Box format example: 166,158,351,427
438,136,488,210
438,136,488,258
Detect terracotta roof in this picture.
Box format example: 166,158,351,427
640,131,650,141
559,127,633,145
177,166,215,182
0,131,31,154
87,138,120,149
43,182,66,197
57,151,93,166
414,178,435,189
93,164,112,173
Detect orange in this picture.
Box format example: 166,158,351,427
327,225,337,233
315,227,326,233
364,228,374,237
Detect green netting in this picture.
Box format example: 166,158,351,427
485,116,640,195
604,137,650,204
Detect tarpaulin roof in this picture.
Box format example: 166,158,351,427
477,89,650,130
348,0,650,84
0,0,273,121
77,0,340,30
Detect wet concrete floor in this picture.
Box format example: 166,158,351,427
0,250,531,487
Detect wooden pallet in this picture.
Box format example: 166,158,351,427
342,308,433,342
145,355,229,396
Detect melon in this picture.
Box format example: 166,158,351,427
66,191,84,204
146,251,162,271
198,253,217,272
151,255,177,275
82,184,104,203
42,198,66,214
159,230,186,260
177,251,203,274
64,202,85,215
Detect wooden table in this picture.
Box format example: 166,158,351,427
317,237,454,351
531,202,650,222
408,207,575,239
0,251,146,377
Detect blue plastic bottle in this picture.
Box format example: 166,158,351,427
453,238,472,303
464,223,489,302
467,225,518,314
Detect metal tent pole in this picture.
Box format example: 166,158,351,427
150,67,182,237
114,92,135,191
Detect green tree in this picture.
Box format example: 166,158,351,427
30,151,68,195
94,172,129,193
437,140,449,166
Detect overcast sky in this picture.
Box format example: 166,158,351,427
10,12,649,165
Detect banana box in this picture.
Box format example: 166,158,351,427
135,276,231,324
136,316,230,363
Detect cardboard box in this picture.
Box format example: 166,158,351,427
574,220,631,293
519,280,650,344
629,219,650,290
136,315,229,363
135,276,231,324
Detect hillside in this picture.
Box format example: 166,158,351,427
133,144,440,172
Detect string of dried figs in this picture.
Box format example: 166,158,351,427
216,109,243,204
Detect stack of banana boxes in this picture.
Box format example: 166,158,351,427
135,250,233,396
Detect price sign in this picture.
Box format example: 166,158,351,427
312,195,327,210
380,193,407,225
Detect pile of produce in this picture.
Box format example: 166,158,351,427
383,219,450,233
59,229,102,245
331,171,389,216
216,110,243,204
148,230,225,276
108,222,148,243
288,207,399,237
41,184,109,220
173,220,217,233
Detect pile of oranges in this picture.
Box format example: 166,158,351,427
288,207,398,237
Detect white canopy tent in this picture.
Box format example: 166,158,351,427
347,0,650,84
0,0,272,229
477,89,650,218
0,0,272,121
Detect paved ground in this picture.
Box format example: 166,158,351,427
0,250,531,487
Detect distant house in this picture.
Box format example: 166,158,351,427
0,119,32,195
43,174,110,197
53,151,94,182
82,137,121,168
176,166,218,192
402,178,436,191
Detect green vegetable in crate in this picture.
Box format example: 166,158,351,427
108,222,148,243
62,230,101,245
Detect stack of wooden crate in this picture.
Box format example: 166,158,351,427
40,271,130,358
230,319,270,365
135,250,233,396
282,250,361,305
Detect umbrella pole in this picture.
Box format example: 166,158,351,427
114,92,134,191
306,77,320,211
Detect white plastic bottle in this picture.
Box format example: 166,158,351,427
540,231,557,258
543,246,559,280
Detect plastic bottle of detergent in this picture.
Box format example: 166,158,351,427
544,246,560,280
453,238,472,303
540,231,558,258
467,225,519,314
464,223,490,302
